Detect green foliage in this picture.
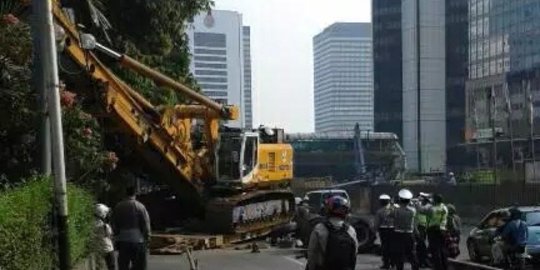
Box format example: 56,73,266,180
94,0,212,105
0,19,115,192
0,175,96,269
0,176,53,270
0,21,37,182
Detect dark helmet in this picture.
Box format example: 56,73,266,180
325,195,351,218
509,207,521,220
447,204,456,215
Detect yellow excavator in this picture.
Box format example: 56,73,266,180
53,4,294,236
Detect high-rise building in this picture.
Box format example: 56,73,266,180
372,0,469,173
313,23,373,133
187,10,245,128
373,0,403,145
402,0,447,173
465,0,540,169
242,26,253,128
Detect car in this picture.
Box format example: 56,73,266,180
467,206,540,264
294,189,376,252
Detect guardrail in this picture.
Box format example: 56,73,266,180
449,259,503,270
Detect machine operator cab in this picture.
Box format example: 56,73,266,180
216,126,293,189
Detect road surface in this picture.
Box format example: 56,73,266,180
149,225,473,270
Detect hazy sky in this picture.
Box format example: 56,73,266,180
214,0,372,132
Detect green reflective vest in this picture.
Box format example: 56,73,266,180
428,203,448,230
416,212,427,227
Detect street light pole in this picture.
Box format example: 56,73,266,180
32,0,70,268
490,86,498,184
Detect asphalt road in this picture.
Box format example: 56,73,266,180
149,225,473,270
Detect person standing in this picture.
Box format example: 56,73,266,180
375,194,395,269
95,203,115,270
307,195,358,270
392,189,419,270
112,186,151,270
445,204,462,259
427,194,449,270
414,192,431,268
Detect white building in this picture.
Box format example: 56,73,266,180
402,0,446,173
242,26,253,128
188,10,245,128
313,22,373,133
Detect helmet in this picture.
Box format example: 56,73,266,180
379,194,391,201
419,192,430,198
95,203,110,219
449,172,454,176
398,189,413,200
325,195,351,218
295,197,302,205
447,203,456,215
509,207,521,220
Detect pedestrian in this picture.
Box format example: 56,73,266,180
307,195,358,270
496,207,528,266
414,192,431,268
445,204,462,259
375,194,395,269
447,172,457,186
427,194,449,270
95,203,115,270
391,189,419,270
112,186,151,270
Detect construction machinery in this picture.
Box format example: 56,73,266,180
52,4,294,236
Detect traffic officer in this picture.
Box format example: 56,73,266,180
415,192,431,268
375,194,395,269
391,189,419,270
427,194,449,270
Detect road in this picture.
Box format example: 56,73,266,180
149,225,473,270
149,248,384,270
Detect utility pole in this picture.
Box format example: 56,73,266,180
527,78,536,183
31,0,51,175
504,83,516,179
32,0,70,269
490,86,498,184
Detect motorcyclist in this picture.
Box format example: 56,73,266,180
307,195,358,270
497,207,528,266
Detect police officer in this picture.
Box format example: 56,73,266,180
427,194,449,270
392,189,419,270
375,194,395,269
415,192,431,268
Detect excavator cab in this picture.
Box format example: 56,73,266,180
216,131,259,186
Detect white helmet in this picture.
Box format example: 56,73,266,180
449,172,454,176
95,203,110,219
295,197,302,205
398,189,413,200
419,192,430,198
379,194,391,200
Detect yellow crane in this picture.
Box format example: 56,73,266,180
53,3,294,236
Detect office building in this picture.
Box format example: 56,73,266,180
402,0,447,173
313,23,373,133
242,26,253,128
373,0,469,173
373,0,403,144
187,10,245,128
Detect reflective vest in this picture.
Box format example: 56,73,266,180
416,212,427,227
428,203,448,230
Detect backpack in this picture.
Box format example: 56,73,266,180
323,221,356,270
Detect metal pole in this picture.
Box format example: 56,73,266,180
528,79,536,183
31,0,52,175
36,0,70,268
505,83,516,179
490,86,498,184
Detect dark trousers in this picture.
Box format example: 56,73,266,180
104,251,115,270
427,227,448,270
117,242,147,270
379,228,394,267
416,225,429,266
393,232,419,270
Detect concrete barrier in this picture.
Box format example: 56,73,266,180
449,259,503,270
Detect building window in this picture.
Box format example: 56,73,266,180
194,32,226,48
194,48,227,55
195,70,227,76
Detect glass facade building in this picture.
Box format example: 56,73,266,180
466,0,540,140
313,23,373,133
243,26,253,128
373,0,403,144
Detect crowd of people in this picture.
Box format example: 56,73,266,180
373,190,461,270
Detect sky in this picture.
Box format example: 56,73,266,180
214,0,372,133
